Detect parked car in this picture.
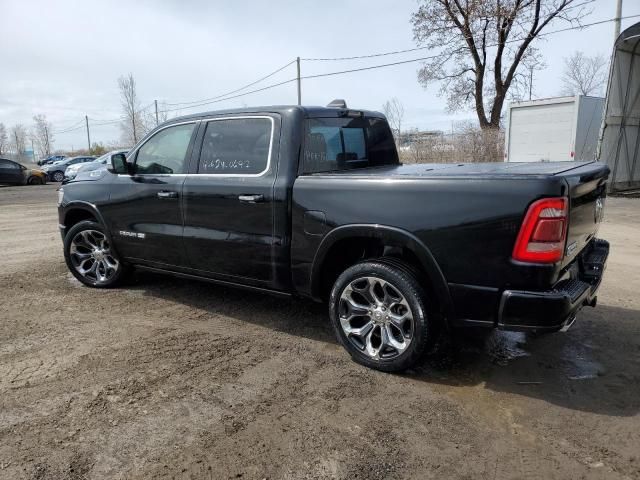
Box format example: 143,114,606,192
64,150,129,181
0,158,47,185
38,155,66,166
57,103,610,372
43,156,95,182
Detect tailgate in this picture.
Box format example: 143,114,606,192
558,162,610,267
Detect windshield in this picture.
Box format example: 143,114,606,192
302,116,398,174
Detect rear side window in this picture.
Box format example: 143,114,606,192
198,117,272,175
303,117,398,174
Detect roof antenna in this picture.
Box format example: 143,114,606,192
327,99,347,108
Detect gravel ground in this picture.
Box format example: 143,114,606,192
0,184,639,480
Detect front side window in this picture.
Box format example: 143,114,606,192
303,117,398,174
198,117,272,175
135,123,195,174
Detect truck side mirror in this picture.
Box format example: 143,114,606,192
108,153,130,174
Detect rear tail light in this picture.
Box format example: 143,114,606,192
512,197,568,263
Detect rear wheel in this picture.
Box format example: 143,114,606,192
329,261,431,372
63,220,129,288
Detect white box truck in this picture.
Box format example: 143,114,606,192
504,95,604,162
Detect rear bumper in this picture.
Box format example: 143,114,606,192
497,239,609,332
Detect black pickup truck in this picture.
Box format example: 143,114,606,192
57,103,610,371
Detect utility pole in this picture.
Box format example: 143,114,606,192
529,66,534,100
44,124,50,155
31,139,36,163
296,57,301,106
85,115,91,153
614,0,623,41
155,100,159,126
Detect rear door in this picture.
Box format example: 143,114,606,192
182,115,281,286
102,121,198,266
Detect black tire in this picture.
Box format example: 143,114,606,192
63,220,129,288
27,176,43,185
51,171,64,182
329,260,432,372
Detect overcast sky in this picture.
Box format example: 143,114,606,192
1,0,639,151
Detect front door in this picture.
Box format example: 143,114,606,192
102,121,198,267
182,115,280,286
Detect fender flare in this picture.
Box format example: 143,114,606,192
310,224,452,316
60,201,117,246
61,200,106,227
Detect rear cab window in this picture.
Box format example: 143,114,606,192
303,116,398,174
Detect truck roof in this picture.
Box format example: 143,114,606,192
165,105,386,124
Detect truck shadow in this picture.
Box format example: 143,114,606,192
132,272,640,417
411,303,640,417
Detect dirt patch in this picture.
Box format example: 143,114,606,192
0,185,639,479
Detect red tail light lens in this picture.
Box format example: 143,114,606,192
512,197,568,263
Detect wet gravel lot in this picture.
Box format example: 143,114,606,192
0,184,639,479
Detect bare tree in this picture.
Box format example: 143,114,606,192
118,73,146,145
31,114,54,158
412,0,589,130
382,98,405,143
11,124,27,158
560,51,608,96
0,123,7,155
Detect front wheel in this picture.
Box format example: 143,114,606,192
329,261,431,372
51,171,64,182
27,176,43,185
63,220,129,288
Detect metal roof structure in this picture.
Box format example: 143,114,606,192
598,22,640,191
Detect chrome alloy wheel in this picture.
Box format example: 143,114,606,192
338,276,414,360
69,230,119,284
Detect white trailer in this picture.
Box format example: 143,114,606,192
504,95,604,163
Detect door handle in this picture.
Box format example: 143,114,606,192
238,194,264,203
157,191,178,199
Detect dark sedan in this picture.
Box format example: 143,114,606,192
0,158,47,185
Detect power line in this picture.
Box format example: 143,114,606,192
164,59,296,107
90,118,122,126
156,12,637,112
87,101,155,125
300,14,640,80
159,78,298,113
300,1,603,62
49,10,639,134
53,119,85,134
